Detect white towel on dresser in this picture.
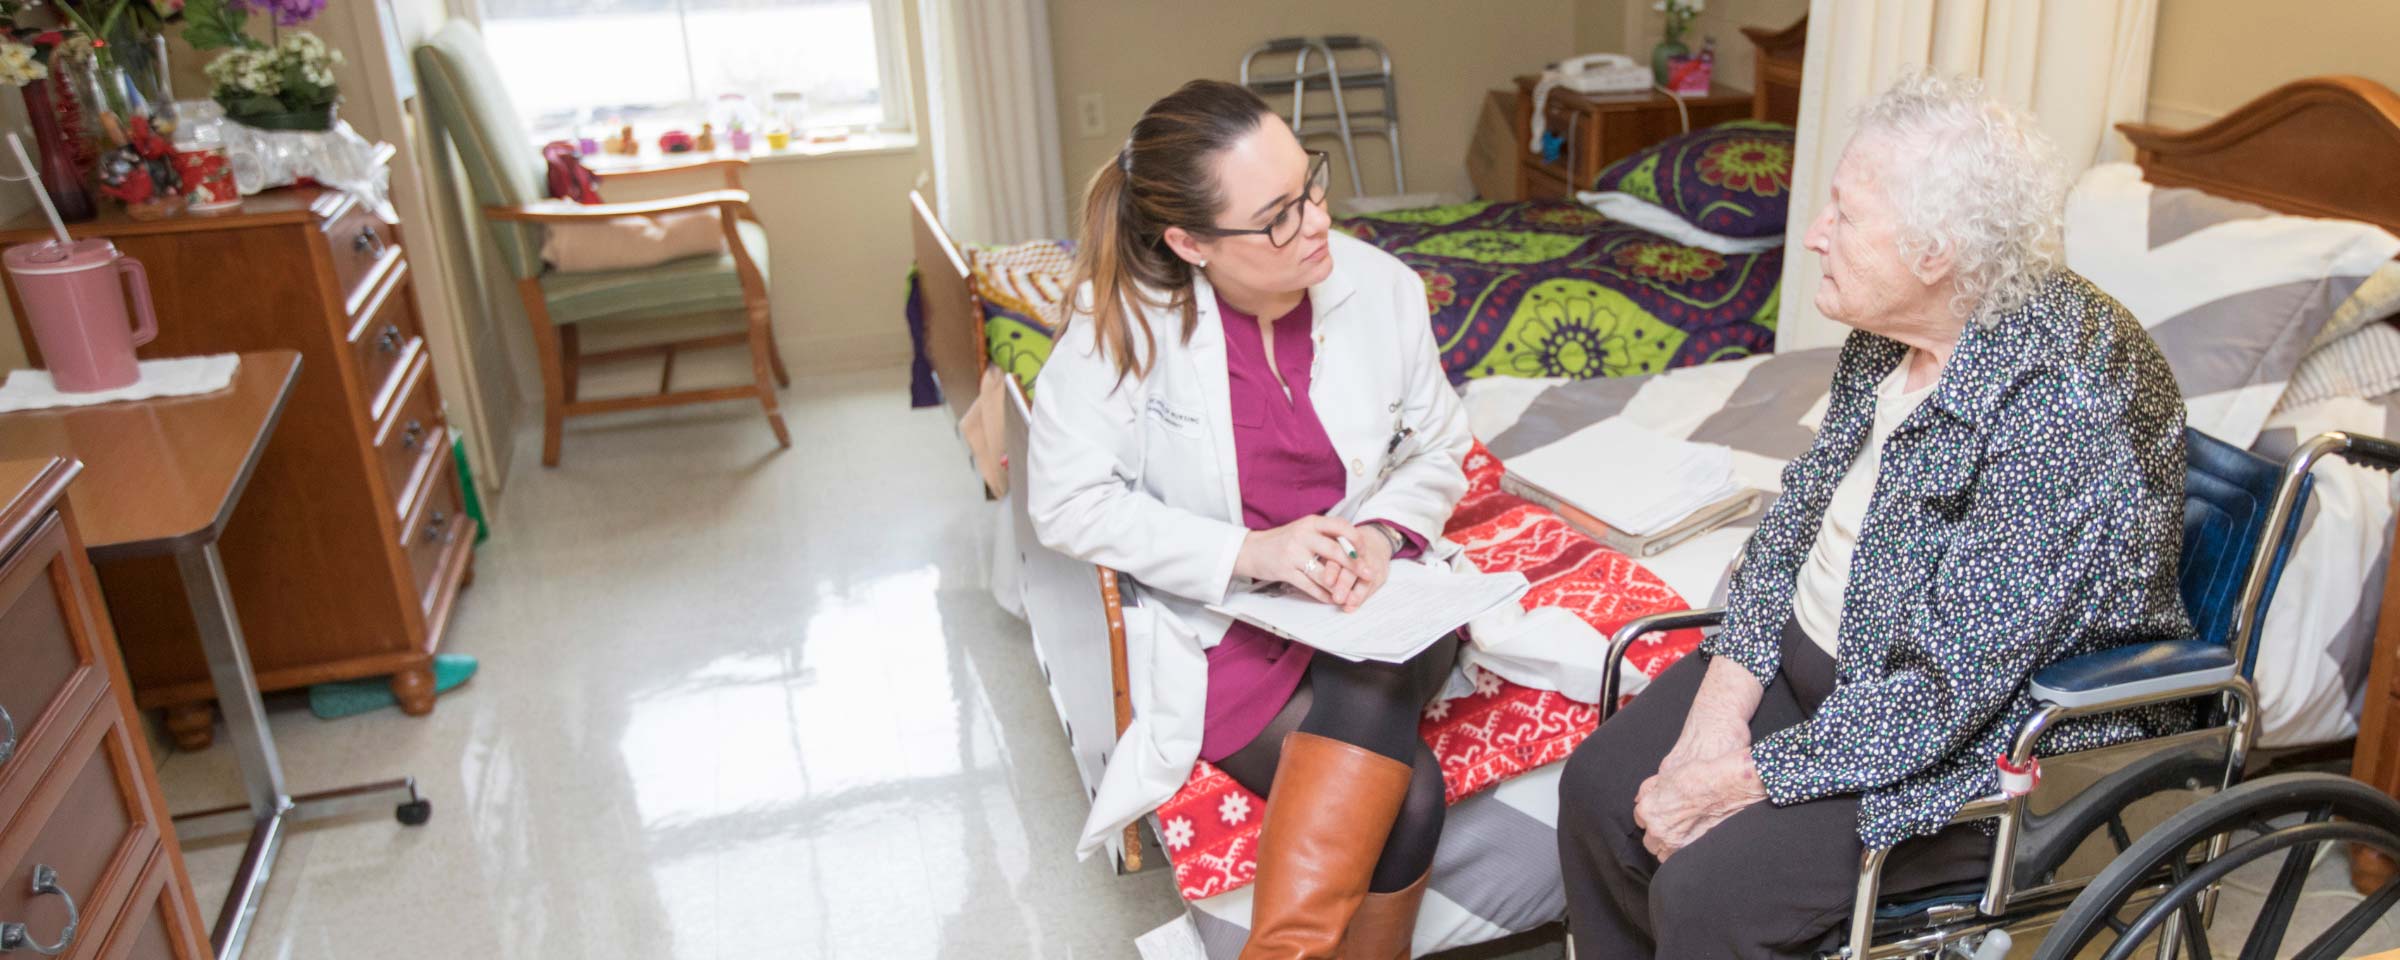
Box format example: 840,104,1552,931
0,353,241,413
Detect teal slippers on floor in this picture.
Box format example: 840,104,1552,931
307,653,481,720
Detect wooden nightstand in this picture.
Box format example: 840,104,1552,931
1510,77,1753,201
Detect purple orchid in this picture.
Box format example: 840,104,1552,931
227,0,324,26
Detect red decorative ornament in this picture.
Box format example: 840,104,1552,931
99,165,154,204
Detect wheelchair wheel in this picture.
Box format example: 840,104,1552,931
2034,772,2400,960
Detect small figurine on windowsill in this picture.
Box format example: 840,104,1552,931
695,123,715,152
658,129,695,153
604,124,638,156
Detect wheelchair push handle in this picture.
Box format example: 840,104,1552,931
2329,430,2400,472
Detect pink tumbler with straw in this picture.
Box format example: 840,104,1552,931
4,239,158,392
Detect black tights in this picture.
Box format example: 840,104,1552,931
1216,634,1459,893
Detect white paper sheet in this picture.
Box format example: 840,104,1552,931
1209,562,1530,663
1503,418,1742,534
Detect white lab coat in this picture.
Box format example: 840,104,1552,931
1028,231,1474,858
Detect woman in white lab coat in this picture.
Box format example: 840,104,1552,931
1028,79,1471,960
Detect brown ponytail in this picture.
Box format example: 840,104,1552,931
1067,79,1275,383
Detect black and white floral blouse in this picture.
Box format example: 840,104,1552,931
1707,270,2192,849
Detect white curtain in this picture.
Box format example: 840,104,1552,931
1773,0,2160,351
918,0,1069,245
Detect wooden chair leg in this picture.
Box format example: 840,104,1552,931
747,305,791,449
518,279,571,467
560,324,582,404
766,319,791,387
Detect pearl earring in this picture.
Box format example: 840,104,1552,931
1197,259,1209,269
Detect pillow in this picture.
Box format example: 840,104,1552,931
1589,120,1794,239
966,239,1076,396
540,210,725,272
1575,190,1782,255
2064,163,2400,447
2278,322,2400,412
2310,260,2400,351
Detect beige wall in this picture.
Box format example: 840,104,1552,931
1045,0,1578,220
2147,0,2400,127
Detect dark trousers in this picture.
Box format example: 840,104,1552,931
1557,620,1991,959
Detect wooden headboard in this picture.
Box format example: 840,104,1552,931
2118,75,2400,237
910,190,987,423
1742,15,1806,126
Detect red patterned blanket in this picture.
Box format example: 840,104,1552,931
1157,441,1706,901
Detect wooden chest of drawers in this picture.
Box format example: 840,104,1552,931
1,185,478,750
1510,76,1754,201
0,457,210,959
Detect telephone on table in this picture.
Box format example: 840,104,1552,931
1552,53,1651,95
1528,53,1656,157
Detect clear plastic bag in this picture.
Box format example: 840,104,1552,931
220,118,395,219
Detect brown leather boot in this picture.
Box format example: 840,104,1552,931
1340,871,1427,960
1239,732,1414,960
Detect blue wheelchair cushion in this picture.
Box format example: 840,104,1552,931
2029,640,2235,709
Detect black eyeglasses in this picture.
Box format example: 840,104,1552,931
1189,152,1330,249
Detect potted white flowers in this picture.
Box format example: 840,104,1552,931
1650,0,1703,85
184,0,343,131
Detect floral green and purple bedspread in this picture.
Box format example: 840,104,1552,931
908,199,1780,407
1340,200,1778,383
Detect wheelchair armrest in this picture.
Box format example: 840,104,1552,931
1599,607,1725,721
2027,640,2236,710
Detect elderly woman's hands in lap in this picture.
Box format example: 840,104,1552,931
1635,747,1767,860
1633,656,1772,860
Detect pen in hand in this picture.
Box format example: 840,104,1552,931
1333,536,1363,612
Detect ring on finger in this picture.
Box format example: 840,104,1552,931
1304,556,1321,574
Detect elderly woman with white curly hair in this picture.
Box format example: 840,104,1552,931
1554,72,2191,958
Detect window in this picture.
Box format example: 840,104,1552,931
476,0,910,142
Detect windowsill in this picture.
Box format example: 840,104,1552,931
575,131,918,172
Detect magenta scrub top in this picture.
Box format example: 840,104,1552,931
1200,291,1424,762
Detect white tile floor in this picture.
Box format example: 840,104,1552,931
148,363,2395,959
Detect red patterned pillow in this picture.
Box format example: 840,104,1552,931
1157,439,1705,901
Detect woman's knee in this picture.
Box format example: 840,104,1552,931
1647,836,1751,931
1559,736,1646,842
1565,704,1671,806
1313,654,1419,705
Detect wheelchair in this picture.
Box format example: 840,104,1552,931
1595,429,2400,960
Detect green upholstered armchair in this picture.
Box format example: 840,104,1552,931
414,21,789,467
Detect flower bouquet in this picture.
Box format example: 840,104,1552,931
42,0,187,219
184,0,341,131
1650,0,1703,85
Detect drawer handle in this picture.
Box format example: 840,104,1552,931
0,864,79,956
0,703,12,768
376,323,403,354
401,420,425,453
352,224,385,258
425,510,450,545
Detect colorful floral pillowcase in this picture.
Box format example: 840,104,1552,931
1591,120,1795,239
